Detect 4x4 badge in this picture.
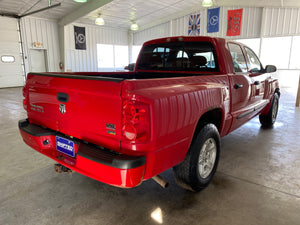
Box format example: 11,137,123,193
59,104,66,114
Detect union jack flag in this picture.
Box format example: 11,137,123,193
188,14,201,36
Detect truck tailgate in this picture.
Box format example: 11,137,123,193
25,73,124,151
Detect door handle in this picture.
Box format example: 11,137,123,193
234,84,243,89
254,81,260,85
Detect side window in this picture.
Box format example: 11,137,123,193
245,47,262,72
228,43,248,73
177,50,188,58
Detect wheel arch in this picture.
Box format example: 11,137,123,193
192,108,223,141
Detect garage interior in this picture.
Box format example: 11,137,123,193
0,0,300,224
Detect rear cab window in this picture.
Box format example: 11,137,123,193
137,42,218,72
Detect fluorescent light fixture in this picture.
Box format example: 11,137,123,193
202,0,213,7
130,22,139,31
95,15,105,25
73,0,87,3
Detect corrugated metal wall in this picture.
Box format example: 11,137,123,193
263,8,300,37
20,17,61,72
64,23,128,72
19,7,300,73
134,7,263,45
134,7,300,46
133,22,170,45
171,7,262,39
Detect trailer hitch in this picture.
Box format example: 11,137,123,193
54,164,73,173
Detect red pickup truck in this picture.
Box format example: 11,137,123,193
19,36,279,192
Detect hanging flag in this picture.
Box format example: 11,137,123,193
226,8,243,36
188,14,201,36
74,26,86,50
207,7,220,33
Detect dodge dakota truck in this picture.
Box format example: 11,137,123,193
19,36,279,192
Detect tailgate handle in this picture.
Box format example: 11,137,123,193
57,92,69,103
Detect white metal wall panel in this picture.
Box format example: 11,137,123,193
64,23,128,72
134,7,263,45
0,17,24,88
264,8,300,37
135,7,262,45
20,17,61,73
133,22,170,45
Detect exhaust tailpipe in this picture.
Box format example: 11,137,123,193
152,175,169,188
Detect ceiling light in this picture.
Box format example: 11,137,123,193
202,0,213,7
73,0,87,3
95,14,105,25
130,22,139,31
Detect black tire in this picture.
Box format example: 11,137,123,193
259,93,279,127
173,124,220,192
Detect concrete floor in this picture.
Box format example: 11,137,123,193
0,86,300,225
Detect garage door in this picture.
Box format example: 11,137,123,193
0,17,24,88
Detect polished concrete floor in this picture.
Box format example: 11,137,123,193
0,86,300,225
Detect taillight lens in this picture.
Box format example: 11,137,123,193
122,100,150,142
22,85,28,111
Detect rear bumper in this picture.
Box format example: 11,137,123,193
18,119,146,188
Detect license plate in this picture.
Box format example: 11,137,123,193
56,136,75,158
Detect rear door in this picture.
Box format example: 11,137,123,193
243,46,270,107
227,43,255,131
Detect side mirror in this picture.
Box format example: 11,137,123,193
265,65,277,73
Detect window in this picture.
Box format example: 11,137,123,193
228,43,248,73
260,37,292,69
245,47,262,72
114,45,129,69
237,38,260,56
290,36,300,69
137,42,218,72
97,44,128,71
1,55,15,63
132,45,142,63
236,36,300,70
177,50,188,58
97,44,114,69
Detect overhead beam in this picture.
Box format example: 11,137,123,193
19,3,61,18
58,0,113,26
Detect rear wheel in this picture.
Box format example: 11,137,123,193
259,93,279,127
173,124,220,192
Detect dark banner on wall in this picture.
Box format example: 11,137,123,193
207,7,220,33
74,26,86,50
226,8,243,36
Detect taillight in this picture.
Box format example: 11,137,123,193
122,100,150,142
22,85,28,111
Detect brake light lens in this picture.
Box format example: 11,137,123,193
122,100,150,142
22,85,28,111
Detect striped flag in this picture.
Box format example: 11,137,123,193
188,14,200,36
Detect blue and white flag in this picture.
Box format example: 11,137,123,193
207,7,220,33
188,14,200,36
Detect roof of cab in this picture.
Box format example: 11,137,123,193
142,36,227,46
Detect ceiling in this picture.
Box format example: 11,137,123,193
1,0,300,30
